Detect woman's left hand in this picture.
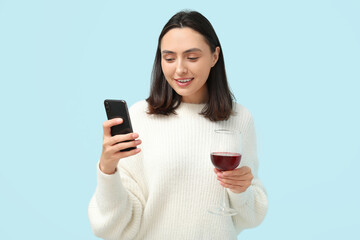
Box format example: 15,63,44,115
214,167,253,194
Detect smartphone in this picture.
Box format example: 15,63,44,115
104,99,136,152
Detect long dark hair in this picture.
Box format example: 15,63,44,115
146,10,234,121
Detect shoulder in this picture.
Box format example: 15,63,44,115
230,102,256,130
232,102,253,121
129,100,148,116
127,100,150,131
231,103,257,136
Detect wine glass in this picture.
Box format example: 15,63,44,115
209,129,242,216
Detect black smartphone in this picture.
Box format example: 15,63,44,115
104,99,136,152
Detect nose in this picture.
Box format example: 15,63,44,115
175,59,188,75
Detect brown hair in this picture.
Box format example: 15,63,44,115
146,10,234,121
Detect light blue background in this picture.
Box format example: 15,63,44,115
1,0,359,239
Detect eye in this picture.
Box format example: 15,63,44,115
188,57,199,61
163,55,175,62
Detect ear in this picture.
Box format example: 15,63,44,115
211,46,220,67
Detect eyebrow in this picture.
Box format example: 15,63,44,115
161,48,202,54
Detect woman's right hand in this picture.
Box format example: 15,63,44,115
99,118,142,174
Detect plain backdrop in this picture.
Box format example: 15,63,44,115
0,0,359,239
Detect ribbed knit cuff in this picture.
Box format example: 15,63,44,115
96,162,128,209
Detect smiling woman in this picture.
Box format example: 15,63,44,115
160,28,220,104
147,11,233,121
88,10,268,240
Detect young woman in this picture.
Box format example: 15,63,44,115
89,10,268,240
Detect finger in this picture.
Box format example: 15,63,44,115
217,176,250,187
219,181,249,193
103,118,123,138
222,166,251,177
220,172,253,182
108,132,139,146
113,139,142,152
215,167,250,178
113,146,141,159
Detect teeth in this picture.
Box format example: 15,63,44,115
177,79,192,83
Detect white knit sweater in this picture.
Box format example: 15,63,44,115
88,100,268,240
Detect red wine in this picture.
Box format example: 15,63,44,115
211,152,242,171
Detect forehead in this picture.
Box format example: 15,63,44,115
160,27,210,52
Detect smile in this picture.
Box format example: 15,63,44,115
177,79,192,83
175,78,193,83
174,78,194,87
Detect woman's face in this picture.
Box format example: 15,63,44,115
160,27,220,103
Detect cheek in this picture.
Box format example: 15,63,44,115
194,62,212,80
161,62,172,78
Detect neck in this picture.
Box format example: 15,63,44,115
181,87,209,104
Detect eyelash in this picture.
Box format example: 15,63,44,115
164,57,199,62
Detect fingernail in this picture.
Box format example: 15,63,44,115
132,133,138,138
116,118,123,123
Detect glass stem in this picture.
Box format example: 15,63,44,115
221,187,227,210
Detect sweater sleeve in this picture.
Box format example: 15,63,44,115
228,113,268,232
88,153,146,240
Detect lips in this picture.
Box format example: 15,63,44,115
174,78,194,87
